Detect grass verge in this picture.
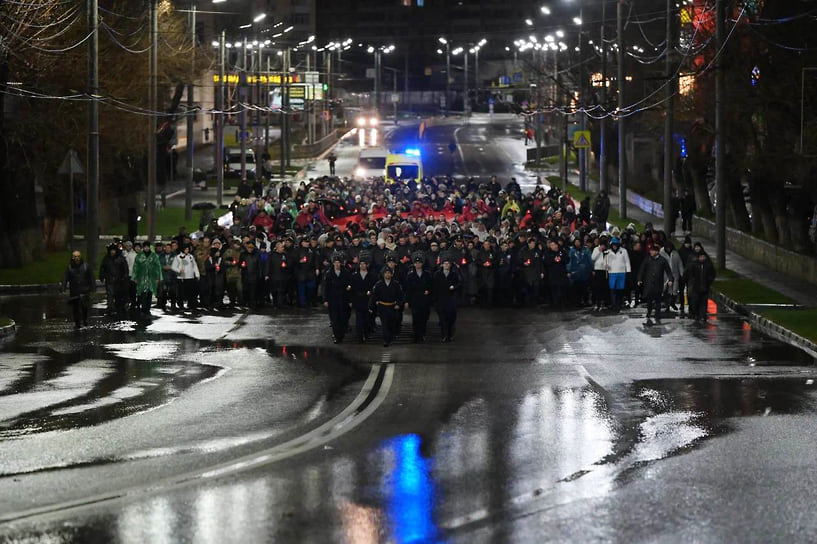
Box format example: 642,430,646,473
713,277,795,305
101,207,203,240
756,308,817,344
542,176,645,233
0,317,11,328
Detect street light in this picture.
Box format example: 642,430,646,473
440,37,451,116
253,13,265,23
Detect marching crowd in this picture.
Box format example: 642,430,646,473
64,174,717,339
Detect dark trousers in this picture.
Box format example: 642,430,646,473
199,275,213,308
297,279,316,307
212,276,225,308
571,280,589,306
272,280,289,307
378,305,400,344
644,293,662,321
682,214,693,232
70,295,89,326
138,290,153,315
354,304,372,340
329,302,351,341
591,273,608,306
411,304,430,340
178,279,196,309
550,283,568,309
689,290,709,321
243,280,259,307
158,279,178,310
437,301,457,340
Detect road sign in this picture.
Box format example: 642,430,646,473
304,71,319,85
58,149,84,176
390,93,399,103
573,130,592,149
366,68,376,79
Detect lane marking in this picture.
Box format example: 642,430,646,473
0,363,394,524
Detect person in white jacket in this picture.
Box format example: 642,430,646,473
604,237,631,311
171,244,200,310
591,239,609,311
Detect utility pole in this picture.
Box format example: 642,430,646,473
87,0,99,266
216,30,225,207
239,37,247,183
373,50,380,115
464,49,469,118
445,43,450,117
147,0,158,241
663,0,677,235
185,2,195,221
617,0,628,219
265,55,270,153
715,0,726,268
599,0,608,193
256,47,263,179
578,3,587,193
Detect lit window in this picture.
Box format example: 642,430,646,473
402,0,410,5
417,0,424,5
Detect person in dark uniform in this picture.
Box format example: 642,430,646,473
323,254,353,343
544,238,570,309
239,240,263,308
637,245,674,326
496,239,514,306
516,237,543,306
433,257,461,342
476,238,497,307
351,259,377,341
266,241,292,308
369,267,404,347
404,255,433,342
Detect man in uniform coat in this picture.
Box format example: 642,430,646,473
323,254,353,343
544,239,571,309
476,239,497,307
294,237,319,308
516,237,544,306
369,267,404,347
637,245,674,325
433,258,462,342
404,255,433,342
351,259,377,341
267,241,293,308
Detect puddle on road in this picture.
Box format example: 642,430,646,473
0,295,369,440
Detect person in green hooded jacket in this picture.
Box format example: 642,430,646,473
132,243,163,316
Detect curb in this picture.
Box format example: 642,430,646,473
0,283,62,294
715,291,817,359
0,281,104,295
0,319,15,339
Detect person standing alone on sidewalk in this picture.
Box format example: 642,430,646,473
327,152,337,176
63,251,94,329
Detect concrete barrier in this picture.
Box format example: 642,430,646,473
693,215,817,286
293,130,338,159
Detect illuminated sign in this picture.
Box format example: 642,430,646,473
213,74,300,84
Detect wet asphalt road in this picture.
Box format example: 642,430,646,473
3,119,817,542
1,294,817,543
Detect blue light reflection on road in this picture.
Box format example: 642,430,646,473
381,434,439,544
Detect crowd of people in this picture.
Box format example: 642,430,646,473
64,173,717,338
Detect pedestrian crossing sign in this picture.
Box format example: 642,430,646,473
573,131,592,149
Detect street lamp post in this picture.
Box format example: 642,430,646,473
185,1,195,222
439,38,450,116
